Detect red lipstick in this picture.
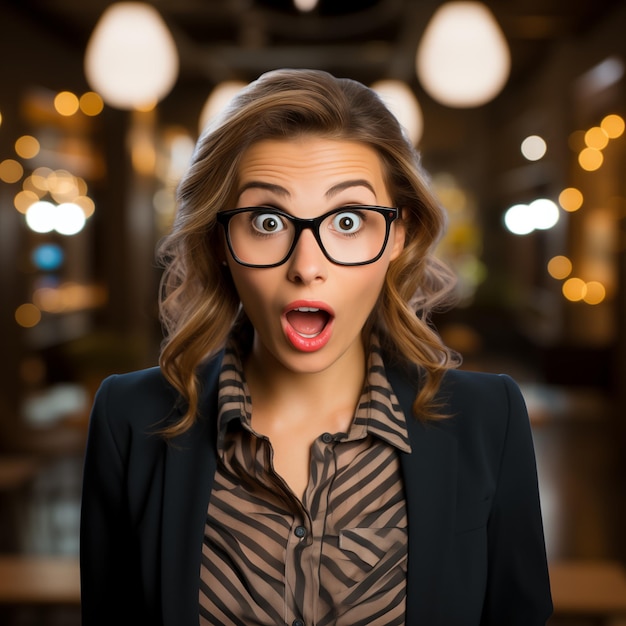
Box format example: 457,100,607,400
282,300,335,352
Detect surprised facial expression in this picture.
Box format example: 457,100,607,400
224,136,405,377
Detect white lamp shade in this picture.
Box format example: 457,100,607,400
84,2,179,110
199,80,248,133
371,80,423,145
416,2,510,108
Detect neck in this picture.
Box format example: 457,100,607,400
243,338,367,425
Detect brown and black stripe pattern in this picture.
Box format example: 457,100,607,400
200,339,410,625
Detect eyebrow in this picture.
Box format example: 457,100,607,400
325,179,376,198
237,181,289,197
237,179,376,199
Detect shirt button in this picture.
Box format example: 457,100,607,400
321,432,333,443
294,525,307,539
292,620,305,626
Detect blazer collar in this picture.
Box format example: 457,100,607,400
387,364,459,625
159,355,458,626
161,353,223,626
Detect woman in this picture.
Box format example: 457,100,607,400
80,68,552,625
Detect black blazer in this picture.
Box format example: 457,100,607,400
80,353,553,625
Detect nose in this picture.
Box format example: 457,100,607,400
286,228,328,284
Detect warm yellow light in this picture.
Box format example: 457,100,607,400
54,91,80,116
558,187,583,212
601,113,624,139
30,167,53,191
293,0,318,11
48,170,79,203
371,80,423,145
84,2,179,110
15,135,40,159
75,195,96,218
562,277,587,302
15,303,41,328
584,126,609,150
416,1,510,107
578,147,603,171
80,91,105,116
14,190,39,214
547,256,572,280
199,80,247,133
0,159,24,183
583,281,606,305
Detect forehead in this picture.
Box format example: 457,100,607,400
237,136,388,186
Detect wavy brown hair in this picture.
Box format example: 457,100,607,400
157,68,460,438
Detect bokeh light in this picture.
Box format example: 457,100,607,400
14,190,39,213
521,135,547,161
562,277,587,302
25,201,56,233
583,281,606,305
504,203,534,235
55,202,87,235
504,198,559,235
15,135,41,159
584,126,609,150
547,255,572,280
79,91,105,116
0,159,24,183
32,244,64,271
15,303,41,328
558,187,583,212
530,198,560,230
601,113,624,138
54,91,80,116
578,147,603,171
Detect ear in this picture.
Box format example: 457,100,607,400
389,210,406,261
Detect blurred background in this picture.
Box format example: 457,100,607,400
0,0,624,624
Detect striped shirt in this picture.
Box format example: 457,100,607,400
199,337,411,626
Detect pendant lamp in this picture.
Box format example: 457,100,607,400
416,2,510,107
371,80,423,145
84,2,179,110
198,80,248,134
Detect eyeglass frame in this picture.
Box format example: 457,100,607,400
216,205,399,268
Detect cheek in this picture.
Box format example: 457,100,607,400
228,268,277,315
341,265,388,317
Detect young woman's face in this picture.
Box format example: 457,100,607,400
225,136,405,376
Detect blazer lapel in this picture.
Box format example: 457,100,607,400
158,355,457,624
388,365,458,625
160,356,222,626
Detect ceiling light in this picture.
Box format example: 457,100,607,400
84,2,179,110
199,80,247,133
371,80,423,145
416,2,510,108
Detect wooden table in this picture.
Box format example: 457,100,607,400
0,556,80,605
550,560,626,624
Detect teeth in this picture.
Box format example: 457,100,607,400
295,307,320,312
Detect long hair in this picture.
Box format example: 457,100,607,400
157,68,460,438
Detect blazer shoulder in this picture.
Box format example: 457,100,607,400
91,354,224,436
89,366,178,438
439,368,524,406
435,368,530,442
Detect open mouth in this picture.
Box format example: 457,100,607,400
285,306,332,338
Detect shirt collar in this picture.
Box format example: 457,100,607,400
216,334,411,454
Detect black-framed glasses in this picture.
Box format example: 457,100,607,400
216,205,399,268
